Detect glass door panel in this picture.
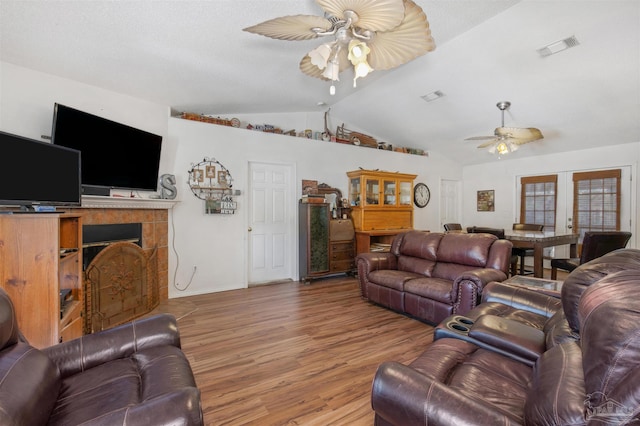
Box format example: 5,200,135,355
365,179,379,205
383,180,396,205
399,181,411,206
349,177,361,206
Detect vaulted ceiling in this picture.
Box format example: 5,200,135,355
1,0,638,165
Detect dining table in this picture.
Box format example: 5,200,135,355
504,230,579,278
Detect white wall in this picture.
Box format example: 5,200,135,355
167,117,461,297
0,62,174,176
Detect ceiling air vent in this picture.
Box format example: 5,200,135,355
421,91,445,102
537,35,580,57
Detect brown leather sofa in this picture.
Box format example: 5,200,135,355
0,287,203,426
371,248,640,425
356,231,513,324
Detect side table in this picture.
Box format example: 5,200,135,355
503,275,563,298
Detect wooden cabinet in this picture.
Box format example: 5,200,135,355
299,203,355,283
0,213,83,348
329,219,356,273
347,170,416,232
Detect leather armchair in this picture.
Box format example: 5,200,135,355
0,287,203,426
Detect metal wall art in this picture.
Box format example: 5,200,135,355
188,157,237,214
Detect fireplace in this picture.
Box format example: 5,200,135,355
81,222,160,333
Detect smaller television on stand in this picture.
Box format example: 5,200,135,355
0,131,81,210
51,103,163,196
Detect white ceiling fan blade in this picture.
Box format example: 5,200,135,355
316,0,405,32
465,135,496,141
476,139,500,149
366,0,435,70
496,127,544,141
299,47,349,79
243,15,332,41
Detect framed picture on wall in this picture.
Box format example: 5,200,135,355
218,171,228,186
206,165,216,178
477,190,495,212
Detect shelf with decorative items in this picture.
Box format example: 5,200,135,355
174,110,428,157
188,157,237,215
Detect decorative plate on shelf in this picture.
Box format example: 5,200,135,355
230,118,241,128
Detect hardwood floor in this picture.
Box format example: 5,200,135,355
166,276,433,426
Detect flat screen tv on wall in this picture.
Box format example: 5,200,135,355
0,130,81,209
51,103,163,196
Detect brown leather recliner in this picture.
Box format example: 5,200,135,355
0,287,203,426
356,231,513,324
371,248,640,425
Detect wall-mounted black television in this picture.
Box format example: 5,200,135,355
51,103,163,196
0,131,81,208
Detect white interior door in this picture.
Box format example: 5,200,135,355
248,162,295,284
440,179,461,231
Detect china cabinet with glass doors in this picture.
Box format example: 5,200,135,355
347,170,416,231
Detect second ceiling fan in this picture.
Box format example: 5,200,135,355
466,101,544,155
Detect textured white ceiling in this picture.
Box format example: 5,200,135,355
1,0,639,165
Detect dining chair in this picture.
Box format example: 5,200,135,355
443,223,463,231
512,223,545,275
550,231,632,279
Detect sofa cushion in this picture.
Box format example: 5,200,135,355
561,248,640,333
368,270,424,291
579,270,640,422
47,345,198,426
408,338,531,421
435,233,497,268
404,277,455,303
393,231,442,259
0,342,60,426
524,341,586,425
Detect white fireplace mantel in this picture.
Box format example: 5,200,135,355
81,195,179,209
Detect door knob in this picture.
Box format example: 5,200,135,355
248,227,252,232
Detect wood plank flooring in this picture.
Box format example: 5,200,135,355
166,276,434,426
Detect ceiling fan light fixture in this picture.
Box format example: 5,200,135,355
309,43,334,69
348,40,373,87
322,58,340,81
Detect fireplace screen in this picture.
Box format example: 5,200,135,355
85,241,158,333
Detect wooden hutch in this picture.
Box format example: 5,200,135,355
347,170,416,254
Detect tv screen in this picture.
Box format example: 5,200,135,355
0,131,81,207
51,103,163,195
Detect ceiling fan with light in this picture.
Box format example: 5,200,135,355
465,101,544,155
243,0,436,95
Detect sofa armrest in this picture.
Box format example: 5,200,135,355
452,269,507,315
355,252,397,272
481,281,562,318
356,252,397,298
43,313,181,378
372,361,520,425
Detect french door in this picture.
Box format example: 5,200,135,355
518,166,632,257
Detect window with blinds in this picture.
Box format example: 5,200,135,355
572,169,621,238
520,175,557,232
